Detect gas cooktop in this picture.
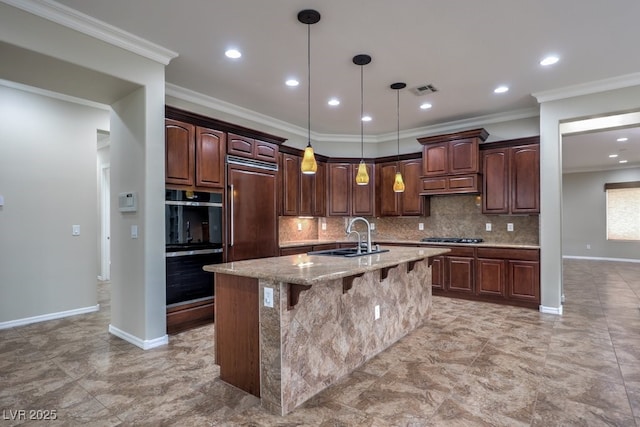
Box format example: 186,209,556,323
420,237,484,244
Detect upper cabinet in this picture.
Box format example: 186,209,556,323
376,158,429,216
279,152,326,217
228,133,278,163
165,119,225,189
418,128,488,195
328,162,375,217
481,137,540,214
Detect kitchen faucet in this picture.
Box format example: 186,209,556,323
345,217,372,254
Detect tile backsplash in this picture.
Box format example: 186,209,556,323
279,194,539,245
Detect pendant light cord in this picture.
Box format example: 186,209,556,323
307,23,311,145
396,89,400,162
360,65,364,158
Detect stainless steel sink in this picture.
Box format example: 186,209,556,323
307,247,390,257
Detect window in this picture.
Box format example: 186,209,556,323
605,181,640,241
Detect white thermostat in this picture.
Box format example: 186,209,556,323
118,192,138,212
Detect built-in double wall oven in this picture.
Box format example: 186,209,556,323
165,189,223,306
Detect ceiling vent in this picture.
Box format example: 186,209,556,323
411,84,438,96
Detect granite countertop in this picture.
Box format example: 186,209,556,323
203,246,449,286
280,239,540,250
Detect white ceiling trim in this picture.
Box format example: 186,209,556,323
533,73,640,103
563,164,640,175
0,78,110,110
167,82,539,144
1,0,178,65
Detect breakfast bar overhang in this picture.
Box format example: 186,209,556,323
203,246,449,415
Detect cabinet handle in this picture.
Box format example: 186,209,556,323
229,184,234,247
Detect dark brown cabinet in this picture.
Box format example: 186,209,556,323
328,162,375,217
376,159,428,216
279,242,338,256
279,153,326,217
481,139,540,214
228,133,279,163
165,119,225,189
508,260,540,303
476,258,506,298
418,128,488,195
425,246,475,295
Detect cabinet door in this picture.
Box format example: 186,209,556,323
299,165,313,217
313,161,327,217
476,258,506,297
227,133,254,159
511,144,540,214
195,126,225,189
400,159,424,216
422,142,448,176
431,256,444,290
255,140,279,162
281,153,300,216
280,245,312,256
328,163,351,216
447,256,474,293
352,162,375,216
378,162,400,216
482,148,509,214
449,138,479,175
165,119,195,186
508,260,540,303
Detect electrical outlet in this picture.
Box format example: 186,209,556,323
370,222,376,230
586,244,591,249
131,225,138,239
321,222,327,231
418,223,424,231
264,287,274,308
485,223,492,232
507,223,514,232
374,305,380,320
297,222,302,231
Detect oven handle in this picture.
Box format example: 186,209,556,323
166,248,223,258
229,184,234,247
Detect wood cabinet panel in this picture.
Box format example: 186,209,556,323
352,163,375,216
227,133,254,158
431,256,444,290
422,142,448,176
195,127,225,188
476,258,506,297
508,260,540,302
328,163,351,216
313,161,327,217
511,144,540,213
447,256,474,293
378,163,400,216
449,138,478,174
377,159,426,217
215,274,260,397
255,139,279,162
482,149,509,214
165,119,195,186
400,159,426,216
280,246,311,256
281,153,300,216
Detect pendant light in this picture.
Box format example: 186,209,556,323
299,9,320,175
391,82,406,193
353,54,371,185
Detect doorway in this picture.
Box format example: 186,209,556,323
98,130,111,281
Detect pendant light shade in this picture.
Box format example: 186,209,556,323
391,82,406,193
298,9,320,175
353,54,371,186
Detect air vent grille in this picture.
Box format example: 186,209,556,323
411,84,438,96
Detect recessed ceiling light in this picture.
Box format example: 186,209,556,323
361,115,372,122
285,79,299,87
494,85,509,94
328,98,340,106
619,160,628,164
420,103,433,110
540,55,559,66
609,154,619,158
617,137,629,142
225,49,241,59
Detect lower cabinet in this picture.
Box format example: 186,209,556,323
426,244,540,308
279,243,338,256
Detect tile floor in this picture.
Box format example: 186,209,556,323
1,259,639,426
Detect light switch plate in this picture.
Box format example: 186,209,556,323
418,223,424,231
485,223,492,232
264,287,274,308
507,223,514,232
72,225,80,236
297,223,302,231
374,304,380,320
131,225,138,239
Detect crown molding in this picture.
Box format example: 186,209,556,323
533,73,640,103
168,82,540,144
0,78,110,110
1,0,178,65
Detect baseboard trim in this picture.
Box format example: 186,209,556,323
108,324,168,350
0,304,100,330
539,305,563,315
563,255,640,264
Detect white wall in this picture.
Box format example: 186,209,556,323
563,168,640,260
0,84,109,323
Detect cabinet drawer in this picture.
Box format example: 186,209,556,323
280,246,312,256
420,175,479,195
448,174,478,191
476,248,539,261
421,177,447,191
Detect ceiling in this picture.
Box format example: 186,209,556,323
46,0,640,170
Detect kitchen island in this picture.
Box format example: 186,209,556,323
203,245,449,415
